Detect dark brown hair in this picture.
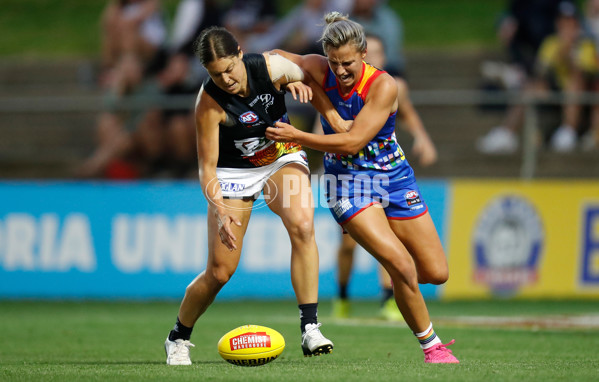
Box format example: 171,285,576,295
194,26,241,66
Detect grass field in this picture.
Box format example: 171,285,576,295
1,299,598,381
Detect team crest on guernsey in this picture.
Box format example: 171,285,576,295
472,195,544,296
239,111,259,124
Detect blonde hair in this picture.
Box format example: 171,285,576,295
320,12,366,54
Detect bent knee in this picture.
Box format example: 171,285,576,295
287,218,315,243
386,258,419,286
203,266,235,288
419,268,449,285
184,267,234,297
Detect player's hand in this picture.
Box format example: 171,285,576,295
216,212,242,251
266,121,299,143
285,82,313,104
412,133,438,167
340,119,354,132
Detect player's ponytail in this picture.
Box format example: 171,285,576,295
324,11,347,25
320,12,366,54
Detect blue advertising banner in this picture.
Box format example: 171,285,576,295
0,180,447,300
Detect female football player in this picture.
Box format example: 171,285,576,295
266,12,459,363
164,26,343,365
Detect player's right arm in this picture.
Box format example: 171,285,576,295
195,87,241,251
267,73,398,155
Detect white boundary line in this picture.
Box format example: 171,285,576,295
266,314,599,329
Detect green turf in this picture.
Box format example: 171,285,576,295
0,299,598,381
395,0,504,50
0,0,506,58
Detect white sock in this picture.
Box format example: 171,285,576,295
414,322,442,350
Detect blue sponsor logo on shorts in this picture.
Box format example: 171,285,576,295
220,182,246,192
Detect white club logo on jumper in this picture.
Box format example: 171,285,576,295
249,93,274,111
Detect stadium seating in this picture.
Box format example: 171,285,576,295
0,52,598,179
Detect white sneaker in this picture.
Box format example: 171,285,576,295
165,337,195,365
480,61,525,90
301,323,334,357
476,126,519,154
550,125,577,152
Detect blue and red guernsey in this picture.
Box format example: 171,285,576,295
320,62,414,184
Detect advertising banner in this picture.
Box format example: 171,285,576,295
0,181,447,300
444,180,599,299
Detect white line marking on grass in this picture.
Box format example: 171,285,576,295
265,314,599,330
434,315,599,329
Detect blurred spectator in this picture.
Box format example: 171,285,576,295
350,0,405,76
78,0,216,179
585,0,599,46
245,0,353,55
477,0,573,154
100,0,167,96
365,34,437,166
78,0,168,179
477,0,568,154
498,0,570,78
538,1,599,151
583,0,599,149
151,0,224,178
478,1,599,153
222,0,279,51
128,0,224,178
77,112,138,179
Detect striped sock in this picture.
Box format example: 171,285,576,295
414,322,442,350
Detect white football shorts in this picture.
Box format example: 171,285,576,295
215,151,309,199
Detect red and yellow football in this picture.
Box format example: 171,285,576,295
217,324,285,366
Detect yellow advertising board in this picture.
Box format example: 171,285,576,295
444,180,599,299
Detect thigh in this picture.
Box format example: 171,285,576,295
388,211,447,275
342,205,410,266
206,198,253,272
264,163,314,226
